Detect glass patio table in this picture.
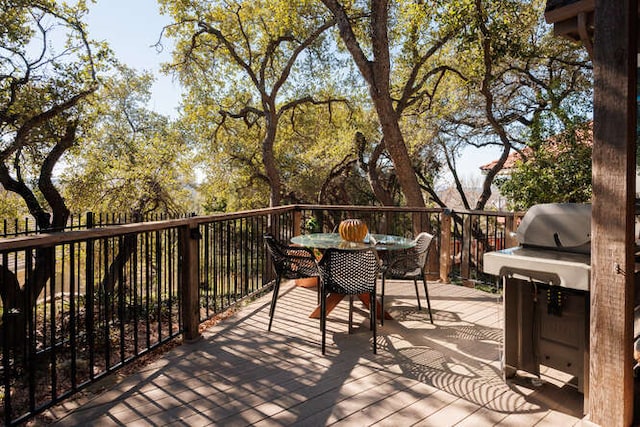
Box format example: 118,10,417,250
290,232,416,320
290,232,415,251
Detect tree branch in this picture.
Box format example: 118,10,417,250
1,86,97,162
38,121,76,229
0,161,50,229
320,0,375,83
355,132,394,205
271,18,336,96
197,21,262,92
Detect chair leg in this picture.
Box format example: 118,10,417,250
348,295,354,334
371,290,377,354
413,278,422,310
321,285,327,354
380,274,386,326
268,277,281,331
422,276,433,324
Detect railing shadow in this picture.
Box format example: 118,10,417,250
379,305,584,418
47,282,583,425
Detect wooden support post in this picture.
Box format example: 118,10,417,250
589,1,636,424
439,210,452,283
180,224,201,343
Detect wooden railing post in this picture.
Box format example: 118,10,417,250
425,212,439,280
439,210,452,283
504,213,518,248
293,208,303,236
180,224,201,342
461,215,473,287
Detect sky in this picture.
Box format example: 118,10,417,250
86,0,182,118
85,0,501,184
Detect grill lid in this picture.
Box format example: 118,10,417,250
516,203,591,254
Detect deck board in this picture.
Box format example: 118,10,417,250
45,280,586,426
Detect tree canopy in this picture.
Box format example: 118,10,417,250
0,0,104,229
0,0,594,218
160,0,351,208
61,65,196,216
417,0,592,210
496,121,593,211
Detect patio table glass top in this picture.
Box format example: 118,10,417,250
290,232,415,250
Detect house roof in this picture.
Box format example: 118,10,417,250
479,122,593,174
479,149,529,174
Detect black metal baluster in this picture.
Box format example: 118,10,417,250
226,221,231,307
157,230,165,341
103,238,111,370
2,253,12,424
203,224,210,323
213,222,219,315
69,244,77,391
50,246,60,401
86,235,95,381
118,236,126,365
151,230,159,348
167,228,173,339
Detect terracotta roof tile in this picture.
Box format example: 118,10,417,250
479,122,592,173
479,149,529,172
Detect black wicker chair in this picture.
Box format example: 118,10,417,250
264,234,320,331
381,232,434,325
318,248,381,354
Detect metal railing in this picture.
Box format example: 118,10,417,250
0,212,195,239
293,205,521,286
0,204,518,424
446,209,520,286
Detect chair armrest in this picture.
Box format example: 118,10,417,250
383,249,421,273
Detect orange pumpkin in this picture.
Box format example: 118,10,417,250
338,219,368,242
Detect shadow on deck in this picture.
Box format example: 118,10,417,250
45,281,585,426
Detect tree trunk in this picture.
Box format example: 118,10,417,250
355,132,394,206
0,265,26,354
262,112,282,208
373,97,425,208
321,0,425,210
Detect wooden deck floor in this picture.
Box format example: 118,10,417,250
45,281,587,426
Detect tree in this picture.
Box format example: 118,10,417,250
0,0,104,353
496,121,592,210
0,1,102,230
319,0,457,208
61,65,196,216
195,97,369,211
427,0,592,210
0,190,28,223
160,0,343,208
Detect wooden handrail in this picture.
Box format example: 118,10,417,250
0,206,296,251
0,204,522,252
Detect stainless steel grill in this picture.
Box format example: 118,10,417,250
483,203,590,410
485,202,591,291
